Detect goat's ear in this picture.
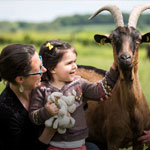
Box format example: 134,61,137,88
94,34,111,45
141,32,150,43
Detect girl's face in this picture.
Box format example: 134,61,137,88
51,50,77,86
23,52,47,90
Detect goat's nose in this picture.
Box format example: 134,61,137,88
120,53,131,61
118,52,132,69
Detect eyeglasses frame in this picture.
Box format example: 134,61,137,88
26,56,43,76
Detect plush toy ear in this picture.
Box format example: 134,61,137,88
141,32,150,43
94,34,111,45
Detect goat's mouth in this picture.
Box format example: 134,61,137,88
118,56,132,70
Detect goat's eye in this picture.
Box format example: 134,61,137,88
135,39,141,45
133,35,141,44
112,38,116,43
115,39,121,45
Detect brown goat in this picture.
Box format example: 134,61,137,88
77,5,150,150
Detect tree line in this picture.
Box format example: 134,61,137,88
0,13,149,32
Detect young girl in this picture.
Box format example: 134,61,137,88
29,40,119,150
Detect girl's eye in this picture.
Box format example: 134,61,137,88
67,60,76,65
67,61,72,64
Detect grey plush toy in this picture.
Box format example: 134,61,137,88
45,91,76,134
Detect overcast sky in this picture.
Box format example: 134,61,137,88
0,0,150,23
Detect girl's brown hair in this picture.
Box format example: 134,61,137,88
39,40,77,81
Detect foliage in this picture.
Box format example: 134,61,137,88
0,13,150,33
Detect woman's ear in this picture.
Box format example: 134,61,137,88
15,76,25,84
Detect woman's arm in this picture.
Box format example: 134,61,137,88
39,127,56,144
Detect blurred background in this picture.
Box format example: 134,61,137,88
0,0,150,107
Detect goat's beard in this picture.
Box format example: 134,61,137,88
120,68,133,81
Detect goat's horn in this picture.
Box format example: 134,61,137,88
88,5,124,27
128,5,150,28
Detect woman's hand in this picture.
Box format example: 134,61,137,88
39,127,56,144
138,130,150,146
45,100,59,116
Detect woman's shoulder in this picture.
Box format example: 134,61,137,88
0,87,14,111
0,96,17,120
0,97,27,127
0,86,26,117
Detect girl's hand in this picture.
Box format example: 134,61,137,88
138,130,150,146
45,100,59,116
100,93,112,101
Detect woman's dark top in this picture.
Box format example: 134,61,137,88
0,86,48,150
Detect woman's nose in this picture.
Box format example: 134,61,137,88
42,66,47,73
73,63,77,69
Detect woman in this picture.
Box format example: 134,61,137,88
0,44,54,150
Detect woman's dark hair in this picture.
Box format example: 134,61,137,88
0,44,36,84
39,40,77,81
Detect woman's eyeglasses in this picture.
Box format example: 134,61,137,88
26,56,43,76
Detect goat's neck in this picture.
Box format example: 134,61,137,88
119,63,142,101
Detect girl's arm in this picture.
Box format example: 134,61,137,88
29,86,52,125
81,63,119,100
